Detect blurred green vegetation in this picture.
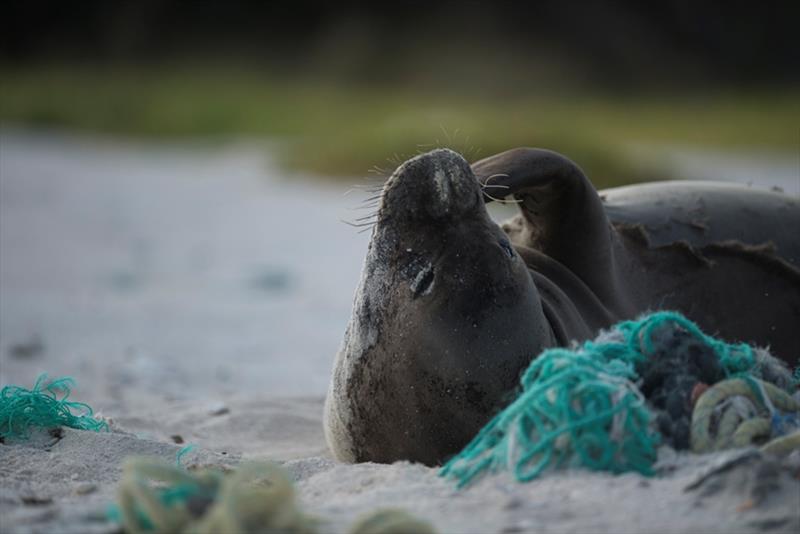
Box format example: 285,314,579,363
1,65,798,187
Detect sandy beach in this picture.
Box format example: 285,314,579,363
1,130,798,533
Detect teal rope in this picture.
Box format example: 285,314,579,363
176,444,196,467
440,311,765,488
107,444,207,529
584,311,756,377
0,374,108,439
441,349,656,487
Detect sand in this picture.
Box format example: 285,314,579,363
2,408,799,534
1,130,798,533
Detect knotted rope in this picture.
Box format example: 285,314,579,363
441,311,797,488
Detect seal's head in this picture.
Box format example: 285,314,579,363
325,149,555,465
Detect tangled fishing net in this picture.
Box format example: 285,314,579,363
111,457,436,534
691,377,800,455
441,311,798,487
0,374,107,440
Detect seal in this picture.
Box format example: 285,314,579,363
324,147,800,466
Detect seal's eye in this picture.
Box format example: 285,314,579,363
410,263,435,298
499,238,515,259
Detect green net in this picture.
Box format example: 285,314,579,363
0,374,108,440
110,457,437,534
440,311,764,488
606,311,757,377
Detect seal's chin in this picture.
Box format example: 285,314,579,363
378,148,482,223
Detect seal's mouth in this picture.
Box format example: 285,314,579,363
378,148,483,223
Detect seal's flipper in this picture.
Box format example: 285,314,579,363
471,148,620,305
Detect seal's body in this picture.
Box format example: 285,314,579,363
325,148,800,466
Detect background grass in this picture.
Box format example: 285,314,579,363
1,65,798,187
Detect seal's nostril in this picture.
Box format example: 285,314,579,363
433,169,453,204
411,263,435,298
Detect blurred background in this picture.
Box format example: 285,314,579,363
1,1,798,407
2,0,799,186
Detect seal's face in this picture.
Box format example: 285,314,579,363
371,149,544,375
326,149,555,465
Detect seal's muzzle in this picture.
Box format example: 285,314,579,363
380,149,481,221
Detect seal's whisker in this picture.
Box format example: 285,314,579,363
344,188,381,198
349,183,384,193
483,190,523,203
387,152,408,166
439,125,453,144
341,219,379,228
346,185,368,193
362,194,383,203
354,213,379,222
347,203,379,211
479,174,513,201
359,198,381,205
357,225,376,234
